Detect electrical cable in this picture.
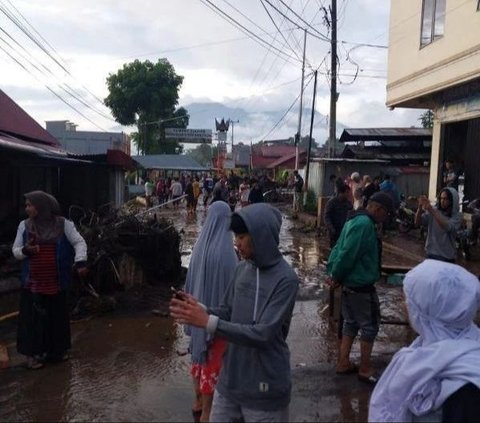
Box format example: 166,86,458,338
197,0,302,65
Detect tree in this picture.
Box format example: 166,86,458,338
104,59,188,154
185,144,218,167
418,110,434,129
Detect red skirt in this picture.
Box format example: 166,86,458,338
191,337,227,395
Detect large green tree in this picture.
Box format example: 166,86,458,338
104,58,188,154
185,144,218,167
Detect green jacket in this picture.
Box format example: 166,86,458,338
326,212,381,288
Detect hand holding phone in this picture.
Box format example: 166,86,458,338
170,286,187,301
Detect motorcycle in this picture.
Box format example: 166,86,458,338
395,196,425,238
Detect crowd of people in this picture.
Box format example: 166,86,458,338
10,159,480,422
142,170,305,214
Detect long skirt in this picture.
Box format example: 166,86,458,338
17,289,71,359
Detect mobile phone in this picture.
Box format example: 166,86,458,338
170,286,187,300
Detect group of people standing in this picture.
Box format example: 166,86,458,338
322,162,480,421
144,172,275,215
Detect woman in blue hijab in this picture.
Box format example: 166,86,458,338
184,201,238,422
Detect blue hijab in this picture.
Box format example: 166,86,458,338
184,201,238,364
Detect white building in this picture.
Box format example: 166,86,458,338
387,0,480,200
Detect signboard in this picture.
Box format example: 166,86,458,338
164,128,212,144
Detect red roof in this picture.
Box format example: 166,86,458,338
267,151,307,168
251,154,275,168
107,149,136,171
258,144,303,158
0,90,60,146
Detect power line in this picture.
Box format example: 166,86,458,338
260,0,303,62
197,0,302,66
0,43,108,131
259,71,315,141
263,0,330,42
0,1,113,116
276,0,330,41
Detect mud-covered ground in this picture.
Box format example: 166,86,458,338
1,203,423,422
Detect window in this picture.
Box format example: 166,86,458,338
420,0,446,47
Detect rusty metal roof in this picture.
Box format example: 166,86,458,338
0,89,60,146
339,127,432,142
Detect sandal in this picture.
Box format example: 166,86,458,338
336,363,359,375
27,358,44,370
358,373,379,385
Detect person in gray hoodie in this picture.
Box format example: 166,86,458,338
170,203,299,422
415,187,462,262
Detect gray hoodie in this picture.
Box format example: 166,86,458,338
207,203,299,411
423,187,462,261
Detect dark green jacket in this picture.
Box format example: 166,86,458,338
326,212,381,287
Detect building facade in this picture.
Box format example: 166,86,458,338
387,0,480,200
46,120,131,155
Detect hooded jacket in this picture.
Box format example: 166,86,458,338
207,203,299,411
422,187,462,261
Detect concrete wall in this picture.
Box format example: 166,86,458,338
387,1,480,108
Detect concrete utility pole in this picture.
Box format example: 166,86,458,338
305,70,318,193
295,28,307,170
328,0,337,158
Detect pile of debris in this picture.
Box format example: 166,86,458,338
69,201,183,315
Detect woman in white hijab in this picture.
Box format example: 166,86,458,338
369,259,480,422
183,201,238,422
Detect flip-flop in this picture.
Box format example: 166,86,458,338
358,374,379,385
26,359,44,370
336,364,359,375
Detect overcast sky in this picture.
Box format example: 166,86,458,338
1,0,426,146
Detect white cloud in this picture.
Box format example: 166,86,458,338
1,0,421,141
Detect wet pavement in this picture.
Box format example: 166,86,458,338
0,204,413,422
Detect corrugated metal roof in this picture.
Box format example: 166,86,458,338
0,90,60,146
131,154,207,171
0,133,68,156
339,127,432,142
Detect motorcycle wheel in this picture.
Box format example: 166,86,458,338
398,222,411,233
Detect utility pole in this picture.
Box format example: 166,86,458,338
295,28,307,170
305,70,318,194
328,0,337,158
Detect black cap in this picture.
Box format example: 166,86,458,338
369,192,395,215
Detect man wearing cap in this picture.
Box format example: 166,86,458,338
326,191,393,385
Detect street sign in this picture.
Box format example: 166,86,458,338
164,128,212,144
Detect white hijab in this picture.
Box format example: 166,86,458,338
369,259,480,422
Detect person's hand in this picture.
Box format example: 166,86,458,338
169,294,209,328
418,195,431,211
22,240,39,256
325,276,340,290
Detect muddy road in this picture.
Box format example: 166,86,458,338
0,205,412,422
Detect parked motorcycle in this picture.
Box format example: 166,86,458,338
395,196,425,238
